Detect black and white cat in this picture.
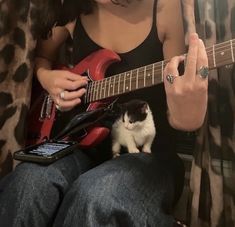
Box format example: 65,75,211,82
111,99,156,158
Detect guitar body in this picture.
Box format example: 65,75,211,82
27,49,121,148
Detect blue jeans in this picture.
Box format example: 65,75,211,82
0,150,184,227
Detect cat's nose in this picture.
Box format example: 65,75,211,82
127,125,133,130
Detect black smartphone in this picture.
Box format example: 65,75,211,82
13,140,78,164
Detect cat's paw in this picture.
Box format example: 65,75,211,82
113,153,120,158
129,148,140,153
142,146,151,153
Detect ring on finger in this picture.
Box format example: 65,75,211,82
55,104,61,111
197,66,209,79
59,90,65,100
55,99,62,111
166,74,175,84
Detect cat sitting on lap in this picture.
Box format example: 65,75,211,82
111,99,156,158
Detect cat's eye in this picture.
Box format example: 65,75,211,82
129,120,133,124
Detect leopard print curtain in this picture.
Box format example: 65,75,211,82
0,0,37,176
0,0,62,177
182,0,235,226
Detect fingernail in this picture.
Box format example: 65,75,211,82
199,39,204,44
193,33,198,37
191,33,198,40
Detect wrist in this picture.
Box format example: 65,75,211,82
167,111,201,132
36,68,51,89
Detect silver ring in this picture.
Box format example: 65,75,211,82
55,104,61,111
197,66,209,79
166,74,175,84
59,90,65,100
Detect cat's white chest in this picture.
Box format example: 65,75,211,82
131,127,153,147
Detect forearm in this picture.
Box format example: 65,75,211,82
35,56,54,89
34,26,70,88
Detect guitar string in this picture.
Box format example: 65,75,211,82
84,43,235,102
85,46,235,91
206,45,235,54
86,41,235,88
206,39,235,51
88,43,235,86
85,48,235,102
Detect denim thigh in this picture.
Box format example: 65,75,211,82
0,149,93,227
54,152,185,227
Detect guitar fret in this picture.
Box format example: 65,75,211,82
97,81,101,101
107,77,111,98
118,74,121,94
94,81,98,101
136,68,139,89
213,44,217,67
112,76,115,95
123,73,126,93
91,81,94,102
145,66,152,87
131,69,135,91
93,81,96,101
125,72,130,91
144,66,146,87
91,81,95,101
102,79,106,99
97,81,102,99
96,80,99,101
130,70,132,91
103,80,106,99
99,80,103,100
231,40,235,62
89,83,93,103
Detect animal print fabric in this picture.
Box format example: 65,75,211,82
0,0,36,177
179,0,235,226
0,0,63,177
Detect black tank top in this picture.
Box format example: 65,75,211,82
71,0,193,153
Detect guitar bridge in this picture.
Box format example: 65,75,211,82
39,94,53,120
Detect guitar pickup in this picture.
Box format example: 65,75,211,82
40,94,53,120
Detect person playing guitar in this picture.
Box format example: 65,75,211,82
0,0,213,226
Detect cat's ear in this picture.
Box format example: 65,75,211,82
141,103,148,114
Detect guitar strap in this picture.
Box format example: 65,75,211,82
52,104,115,141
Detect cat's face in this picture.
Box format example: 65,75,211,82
123,113,147,130
121,100,148,130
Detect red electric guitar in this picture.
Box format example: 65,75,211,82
27,39,235,148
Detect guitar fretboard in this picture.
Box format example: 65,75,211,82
84,39,235,104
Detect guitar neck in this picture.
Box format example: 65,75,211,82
84,38,235,104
